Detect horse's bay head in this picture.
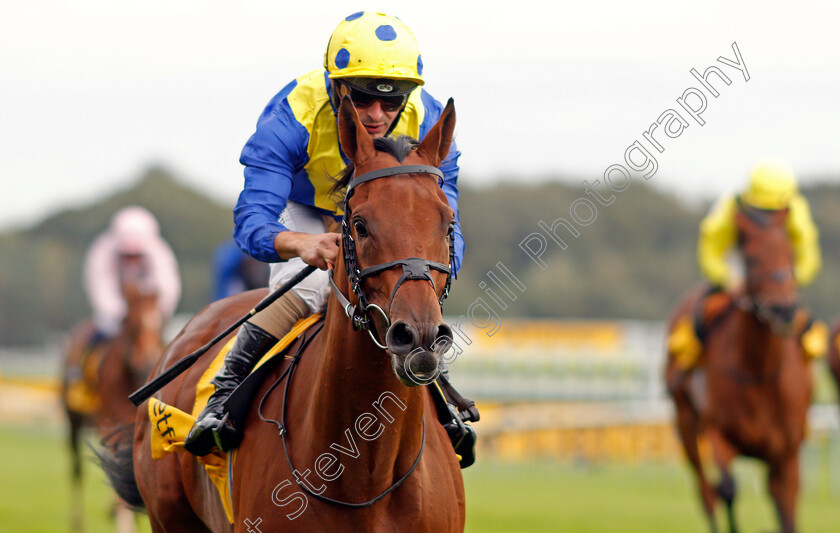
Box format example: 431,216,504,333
337,95,457,386
736,205,798,331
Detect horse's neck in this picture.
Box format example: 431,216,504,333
120,309,163,383
736,310,789,371
299,292,425,487
312,297,424,428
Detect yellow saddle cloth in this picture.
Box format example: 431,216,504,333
668,316,702,370
147,313,323,523
800,319,828,360
668,307,829,370
64,346,105,414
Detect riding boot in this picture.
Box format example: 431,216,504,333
437,365,479,469
184,322,278,456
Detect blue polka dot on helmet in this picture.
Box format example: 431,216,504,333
324,12,424,86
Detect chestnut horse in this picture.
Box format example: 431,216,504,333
102,96,465,532
664,204,812,533
828,320,840,415
62,280,164,531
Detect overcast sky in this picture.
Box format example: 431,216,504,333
2,1,839,230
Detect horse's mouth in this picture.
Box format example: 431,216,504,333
755,302,798,336
392,351,441,387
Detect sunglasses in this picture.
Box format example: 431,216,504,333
344,85,407,112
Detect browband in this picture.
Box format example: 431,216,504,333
346,165,444,198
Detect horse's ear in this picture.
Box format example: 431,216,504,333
337,95,375,164
416,98,456,167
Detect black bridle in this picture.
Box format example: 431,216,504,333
329,164,456,349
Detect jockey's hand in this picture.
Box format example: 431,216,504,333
274,231,340,270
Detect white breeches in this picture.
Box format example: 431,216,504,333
269,201,331,313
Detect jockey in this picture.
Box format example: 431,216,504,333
83,206,181,344
668,159,825,380
697,159,820,291
186,12,466,456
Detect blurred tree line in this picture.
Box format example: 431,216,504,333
451,179,840,326
0,166,233,345
0,166,838,345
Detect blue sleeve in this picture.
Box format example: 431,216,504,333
419,90,465,274
441,142,465,275
234,84,309,263
213,240,245,300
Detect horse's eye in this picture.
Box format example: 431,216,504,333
353,219,368,238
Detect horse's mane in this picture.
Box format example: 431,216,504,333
330,135,419,201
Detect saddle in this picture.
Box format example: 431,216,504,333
64,336,106,414
668,286,828,369
668,287,734,371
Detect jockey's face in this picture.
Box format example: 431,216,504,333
118,251,147,276
118,251,144,262
336,82,404,139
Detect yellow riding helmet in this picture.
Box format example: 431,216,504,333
324,12,424,87
742,159,798,210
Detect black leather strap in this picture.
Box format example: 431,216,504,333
346,165,443,198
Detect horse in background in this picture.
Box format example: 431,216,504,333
827,320,840,417
61,279,164,532
99,96,466,532
664,204,812,533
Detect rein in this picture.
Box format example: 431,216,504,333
329,164,455,349
257,324,426,508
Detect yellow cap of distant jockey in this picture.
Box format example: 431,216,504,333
742,159,798,210
324,12,425,86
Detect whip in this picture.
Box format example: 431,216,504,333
128,265,317,406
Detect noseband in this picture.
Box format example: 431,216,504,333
329,164,456,349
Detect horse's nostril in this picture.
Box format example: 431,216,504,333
386,321,417,353
433,323,453,351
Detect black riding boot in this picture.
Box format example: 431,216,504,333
437,367,479,469
184,322,278,456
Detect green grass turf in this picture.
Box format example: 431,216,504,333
463,456,839,533
1,423,838,532
0,424,151,533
